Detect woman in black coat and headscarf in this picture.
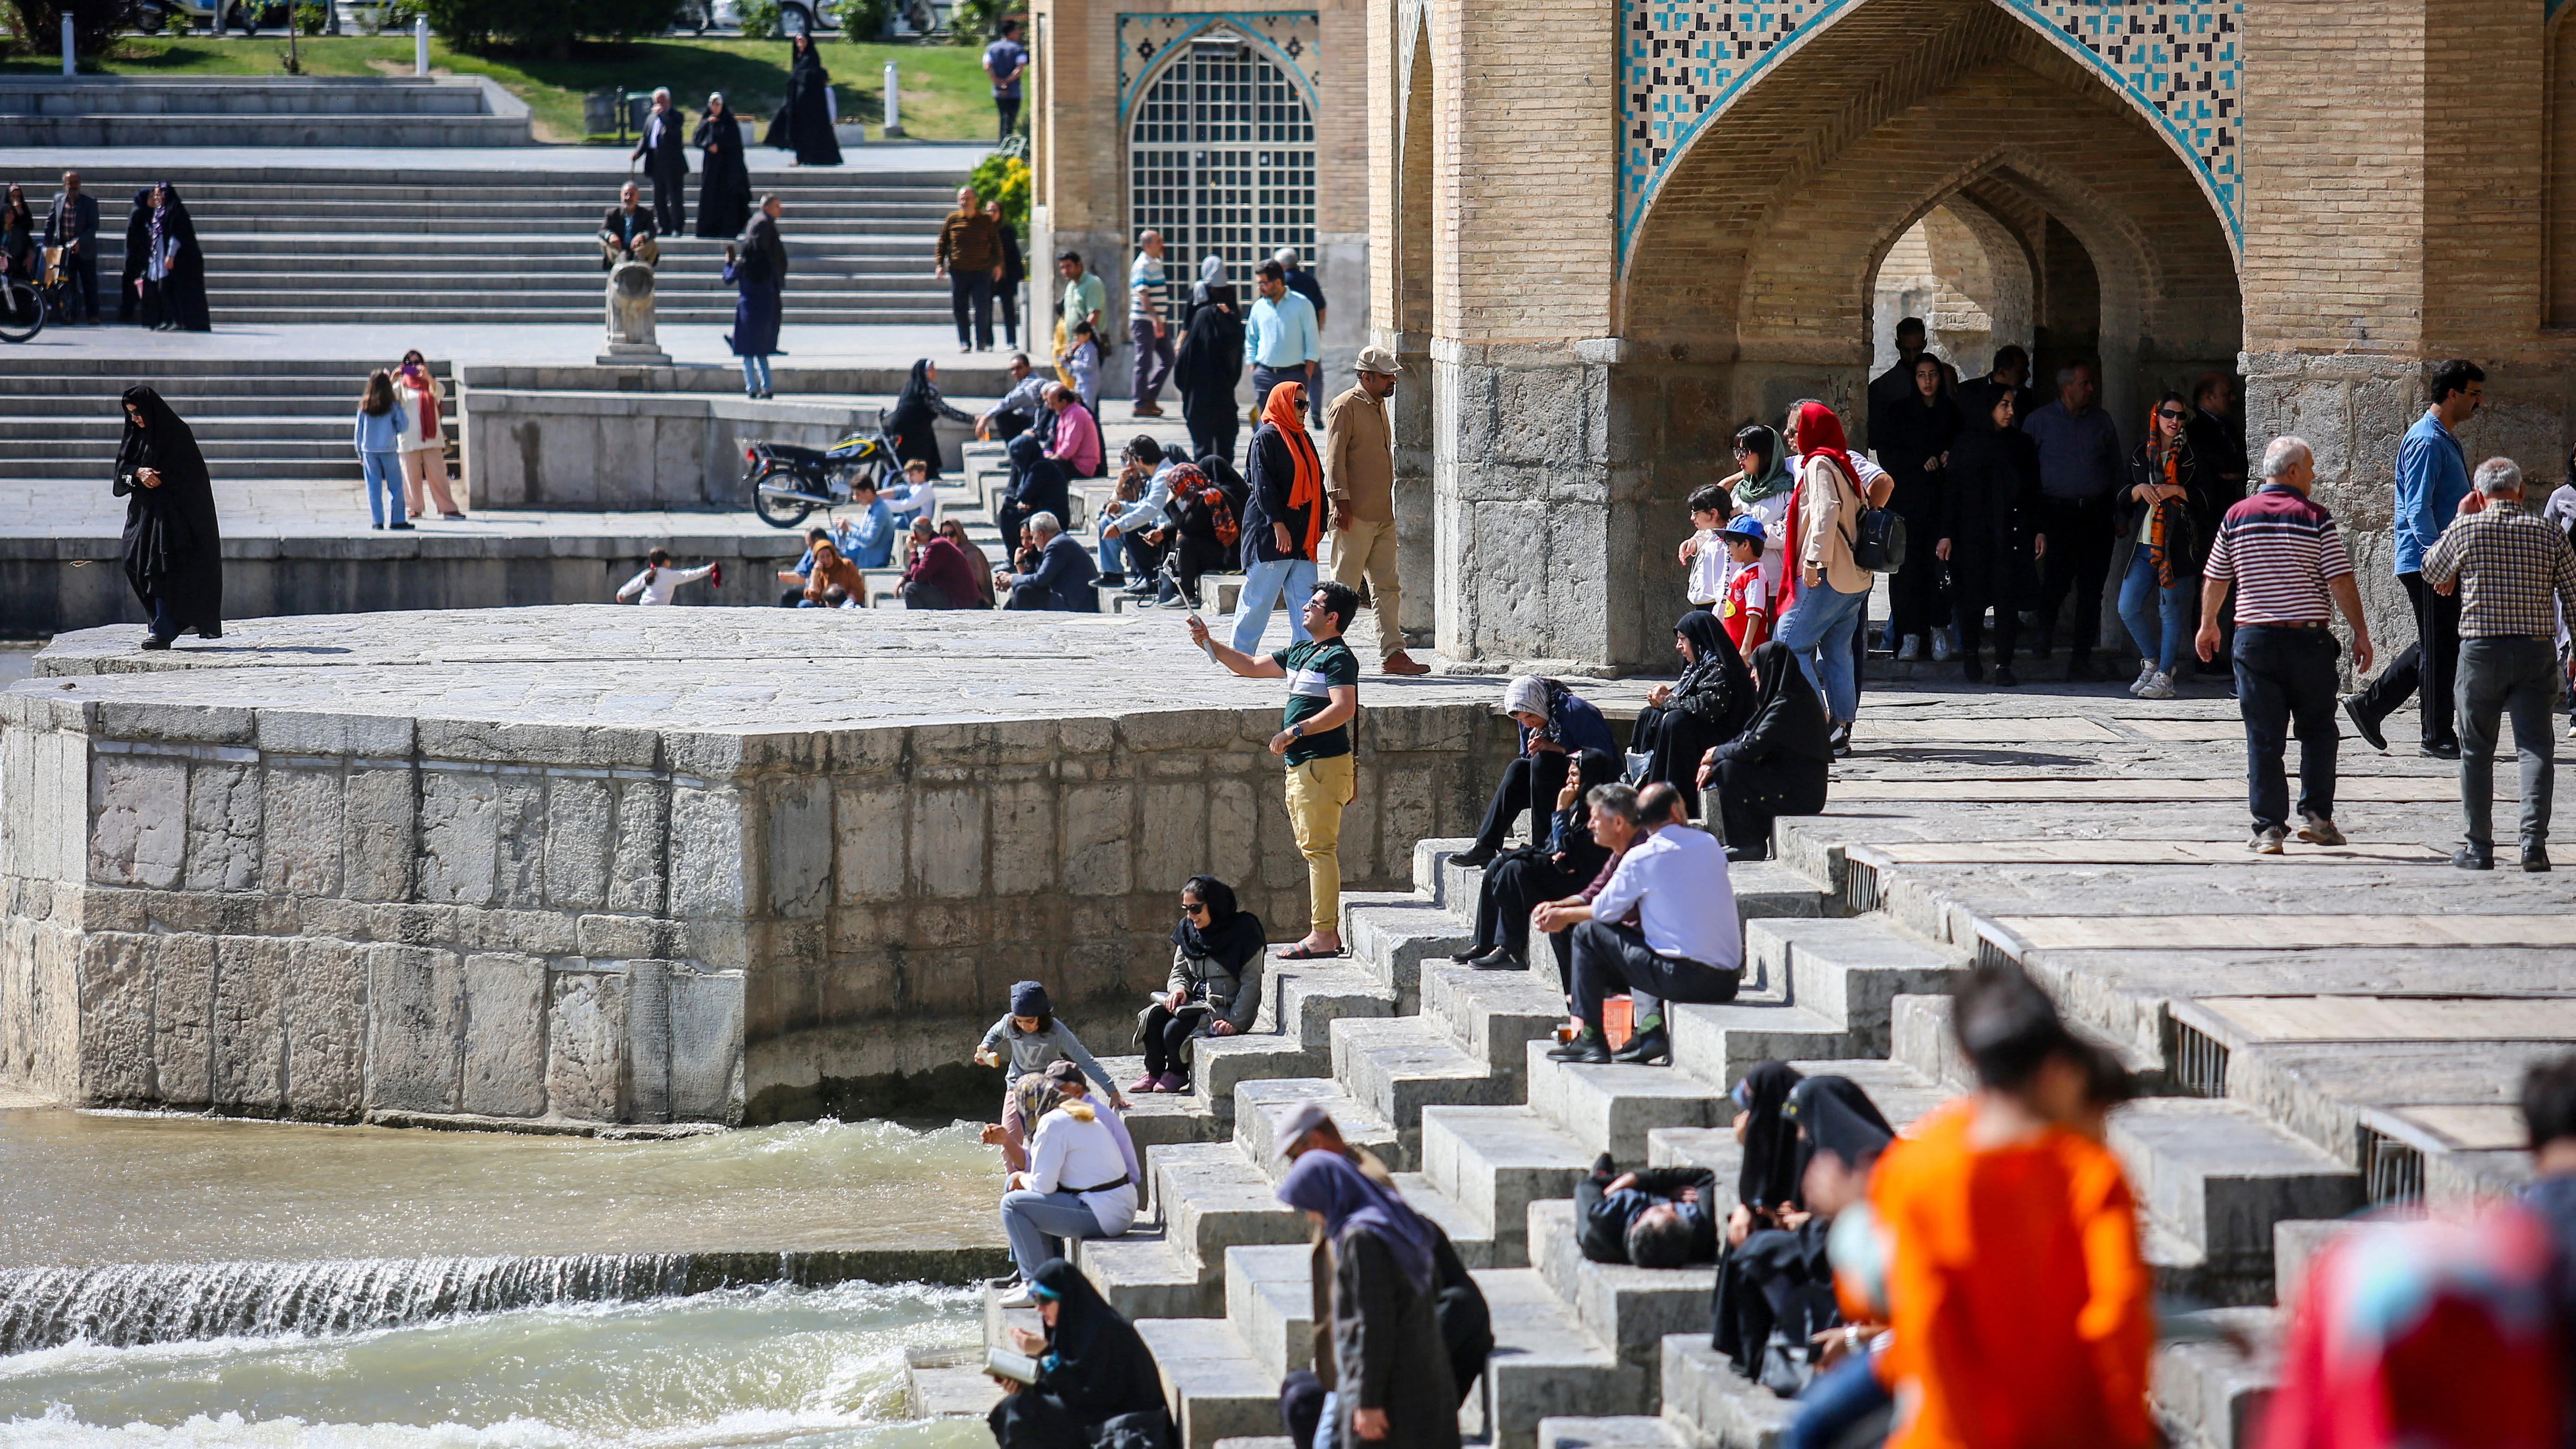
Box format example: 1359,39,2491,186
1711,1073,1894,1392
1877,353,1960,660
1937,386,2045,685
1697,640,1831,861
1455,747,1620,974
693,92,754,240
115,187,150,325
768,32,843,167
114,385,222,648
1170,254,1246,462
1278,1150,1462,1449
989,1259,1175,1449
1629,610,1756,819
998,431,1069,553
884,358,973,477
141,184,209,333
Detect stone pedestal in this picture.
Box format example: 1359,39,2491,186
597,260,670,367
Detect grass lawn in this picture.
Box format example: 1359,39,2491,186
0,34,1001,143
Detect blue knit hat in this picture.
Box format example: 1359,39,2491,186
1010,980,1052,1016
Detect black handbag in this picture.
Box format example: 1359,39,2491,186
1840,491,1909,574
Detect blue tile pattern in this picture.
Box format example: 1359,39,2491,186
1118,11,1321,123
1618,0,2241,257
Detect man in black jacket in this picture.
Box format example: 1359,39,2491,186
44,171,99,325
630,88,687,235
1577,1154,1718,1267
996,511,1100,611
599,181,659,270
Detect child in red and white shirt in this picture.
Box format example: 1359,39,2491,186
1716,518,1770,654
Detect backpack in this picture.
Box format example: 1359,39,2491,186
1827,461,1908,574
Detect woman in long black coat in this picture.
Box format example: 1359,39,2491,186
1171,254,1246,463
1936,387,2045,684
693,92,753,240
1875,353,1959,659
988,1259,1174,1449
115,385,222,647
998,431,1069,551
142,184,210,333
1629,609,1756,819
883,358,974,477
115,187,150,325
1697,641,1831,860
768,32,842,167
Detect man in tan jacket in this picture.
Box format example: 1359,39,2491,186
1325,345,1431,676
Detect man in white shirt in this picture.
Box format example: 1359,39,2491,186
998,1061,1141,1303
1543,782,1741,1066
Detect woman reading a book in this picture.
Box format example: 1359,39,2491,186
987,1259,1175,1449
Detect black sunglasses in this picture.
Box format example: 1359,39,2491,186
1180,901,1208,916
2156,410,2186,420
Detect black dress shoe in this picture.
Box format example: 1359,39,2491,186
2523,843,2553,873
1994,665,2020,688
139,632,176,651
1450,844,1498,870
1546,1030,1609,1064
1470,951,1526,972
1961,656,1984,683
1451,945,1493,964
2452,846,2494,871
1609,1026,1670,1066
197,624,221,640
2421,739,2462,760
2341,695,2387,752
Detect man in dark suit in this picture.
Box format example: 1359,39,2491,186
44,170,100,325
629,88,687,235
598,181,659,270
995,511,1101,611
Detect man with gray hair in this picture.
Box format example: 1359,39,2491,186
994,510,1101,612
2196,436,2375,853
2421,456,2576,870
630,87,686,235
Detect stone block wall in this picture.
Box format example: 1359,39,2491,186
0,689,1511,1127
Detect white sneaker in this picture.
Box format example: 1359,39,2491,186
2137,671,2177,700
2127,659,2157,696
1930,628,1956,662
997,1283,1035,1308
1896,636,1921,661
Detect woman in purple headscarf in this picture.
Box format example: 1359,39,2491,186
1277,1150,1461,1449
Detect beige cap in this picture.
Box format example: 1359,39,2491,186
1354,344,1402,376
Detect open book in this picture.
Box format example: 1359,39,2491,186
986,1347,1040,1386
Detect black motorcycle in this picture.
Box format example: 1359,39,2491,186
744,427,900,528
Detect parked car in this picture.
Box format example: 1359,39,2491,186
134,0,295,34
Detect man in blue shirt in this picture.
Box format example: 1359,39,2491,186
983,19,1029,141
2020,361,2125,680
2344,359,2482,759
1243,259,1319,427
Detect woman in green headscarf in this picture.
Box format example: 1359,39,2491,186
1724,423,1794,621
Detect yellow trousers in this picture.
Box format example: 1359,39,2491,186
1329,517,1404,660
1284,752,1356,935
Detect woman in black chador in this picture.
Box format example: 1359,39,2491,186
767,32,843,167
141,184,210,333
114,385,223,648
693,92,754,239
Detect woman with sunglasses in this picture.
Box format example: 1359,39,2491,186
1131,875,1266,1093
2114,392,2221,700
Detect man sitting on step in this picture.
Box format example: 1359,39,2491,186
599,181,660,270
1576,1152,1717,1268
1544,782,1743,1067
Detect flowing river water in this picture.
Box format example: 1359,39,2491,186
0,1108,1006,1446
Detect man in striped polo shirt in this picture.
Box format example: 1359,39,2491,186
2195,437,2377,854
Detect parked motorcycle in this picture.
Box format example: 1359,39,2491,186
743,426,900,528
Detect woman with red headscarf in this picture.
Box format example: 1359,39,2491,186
1774,400,1875,749
1230,379,1326,653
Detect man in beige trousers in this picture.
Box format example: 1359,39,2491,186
1324,344,1431,676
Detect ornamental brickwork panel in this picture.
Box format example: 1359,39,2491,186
1617,0,2240,254
1118,10,1322,121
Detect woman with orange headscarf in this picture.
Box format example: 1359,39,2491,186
1774,401,1874,746
1229,379,1327,653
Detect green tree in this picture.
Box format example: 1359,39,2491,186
970,151,1028,232
422,0,684,53
5,0,127,57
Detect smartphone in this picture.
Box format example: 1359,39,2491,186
1186,614,1214,661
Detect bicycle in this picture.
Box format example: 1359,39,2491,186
0,270,44,344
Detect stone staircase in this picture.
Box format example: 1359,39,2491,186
0,354,455,484
37,164,961,327
0,76,531,146
979,830,2369,1449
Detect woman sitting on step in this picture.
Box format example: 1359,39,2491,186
997,1062,1142,1309
1130,874,1267,1094
1451,676,1619,870
988,1259,1175,1449
1628,610,1756,821
1711,1074,1893,1398
1453,748,1620,974
1697,640,1833,863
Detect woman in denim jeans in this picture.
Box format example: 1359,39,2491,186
351,370,407,531
2115,393,2221,700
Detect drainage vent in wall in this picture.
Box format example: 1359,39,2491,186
1839,859,1880,915
2357,1127,2426,1207
2172,1019,2230,1099
1974,937,2015,971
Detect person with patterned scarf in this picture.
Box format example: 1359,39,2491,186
2114,392,2221,699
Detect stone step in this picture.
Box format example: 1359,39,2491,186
1658,1334,1801,1449
14,116,531,145
1235,1078,1404,1185
1669,1001,1857,1095
1418,1104,1595,1266
2108,1097,2362,1305
1891,992,1973,1089
1077,1139,1312,1320
2152,1307,2280,1449
1537,1417,1689,1449
1478,1267,1642,1449
1391,1171,1501,1269
1644,1055,1954,1184
1750,915,1968,1055
1180,951,1399,1118
1526,1037,1735,1163
1421,964,1570,1074
1339,893,1472,1012
1330,1015,1524,1159
1222,1241,1318,1383
1134,1317,1281,1449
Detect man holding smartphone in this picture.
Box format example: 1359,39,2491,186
1188,581,1364,958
